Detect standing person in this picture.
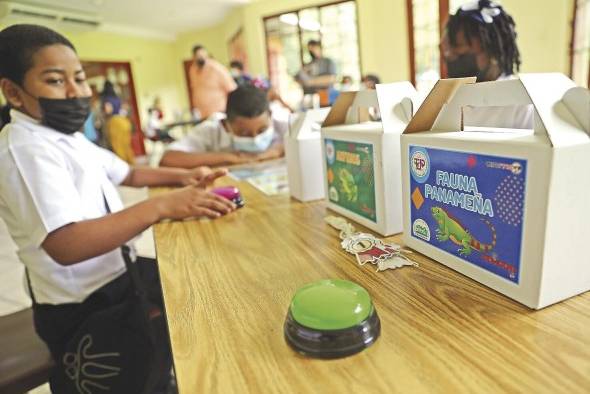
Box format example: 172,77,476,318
441,0,532,128
188,45,236,120
295,40,337,107
0,24,236,393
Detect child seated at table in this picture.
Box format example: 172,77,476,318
0,24,236,392
159,84,287,168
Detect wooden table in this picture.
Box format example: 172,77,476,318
152,179,590,394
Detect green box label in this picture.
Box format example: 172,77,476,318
325,139,377,222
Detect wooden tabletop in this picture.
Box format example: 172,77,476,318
152,178,590,394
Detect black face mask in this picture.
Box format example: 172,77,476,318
446,53,480,79
196,58,206,67
38,96,91,135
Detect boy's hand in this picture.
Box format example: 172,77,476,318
154,185,236,220
180,167,228,188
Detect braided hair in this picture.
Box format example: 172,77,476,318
447,0,521,76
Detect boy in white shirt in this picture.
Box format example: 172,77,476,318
160,84,287,168
0,24,236,392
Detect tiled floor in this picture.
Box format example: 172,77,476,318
0,185,155,393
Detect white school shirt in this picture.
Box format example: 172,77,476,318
0,110,131,305
167,112,287,153
462,74,534,130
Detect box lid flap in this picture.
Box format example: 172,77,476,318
520,73,590,147
288,107,331,139
403,77,475,134
404,73,590,148
323,82,417,133
376,81,418,134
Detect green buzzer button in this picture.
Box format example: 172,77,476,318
284,279,380,358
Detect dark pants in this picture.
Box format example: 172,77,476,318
32,257,176,394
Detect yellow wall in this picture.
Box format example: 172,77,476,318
500,0,574,74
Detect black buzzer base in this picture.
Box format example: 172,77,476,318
284,308,381,359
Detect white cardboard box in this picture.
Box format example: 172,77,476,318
321,82,418,236
401,73,590,309
285,108,331,202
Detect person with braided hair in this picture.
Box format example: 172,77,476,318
441,0,533,129
442,0,521,81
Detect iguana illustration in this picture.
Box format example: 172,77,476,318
431,206,496,257
338,168,358,202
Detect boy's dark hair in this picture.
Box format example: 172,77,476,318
192,44,204,55
307,39,321,48
226,85,269,121
446,0,521,75
0,24,75,85
230,60,244,71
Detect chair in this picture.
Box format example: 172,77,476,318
0,308,54,393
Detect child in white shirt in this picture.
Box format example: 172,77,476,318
0,24,236,392
160,85,287,168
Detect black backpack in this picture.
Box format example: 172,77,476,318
28,243,173,394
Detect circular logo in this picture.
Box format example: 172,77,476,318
410,147,430,183
412,219,431,241
325,139,335,165
511,161,522,175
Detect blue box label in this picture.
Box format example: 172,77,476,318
409,146,526,283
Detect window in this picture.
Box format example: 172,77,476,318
570,0,590,87
264,1,361,108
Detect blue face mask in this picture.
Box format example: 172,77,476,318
232,125,275,153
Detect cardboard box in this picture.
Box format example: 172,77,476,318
321,82,418,236
401,73,590,309
285,108,331,202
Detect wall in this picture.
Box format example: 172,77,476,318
0,24,187,126
500,0,574,74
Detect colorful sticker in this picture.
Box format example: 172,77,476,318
325,139,377,222
409,145,526,283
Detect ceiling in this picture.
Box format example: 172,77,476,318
3,0,250,40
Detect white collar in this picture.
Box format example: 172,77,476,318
10,109,78,142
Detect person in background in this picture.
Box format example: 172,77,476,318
145,96,173,142
188,45,237,120
442,0,532,128
100,80,121,115
361,74,381,90
82,95,100,144
101,82,135,164
229,62,294,118
229,60,252,86
295,40,337,107
160,85,286,168
340,75,354,92
0,24,236,392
